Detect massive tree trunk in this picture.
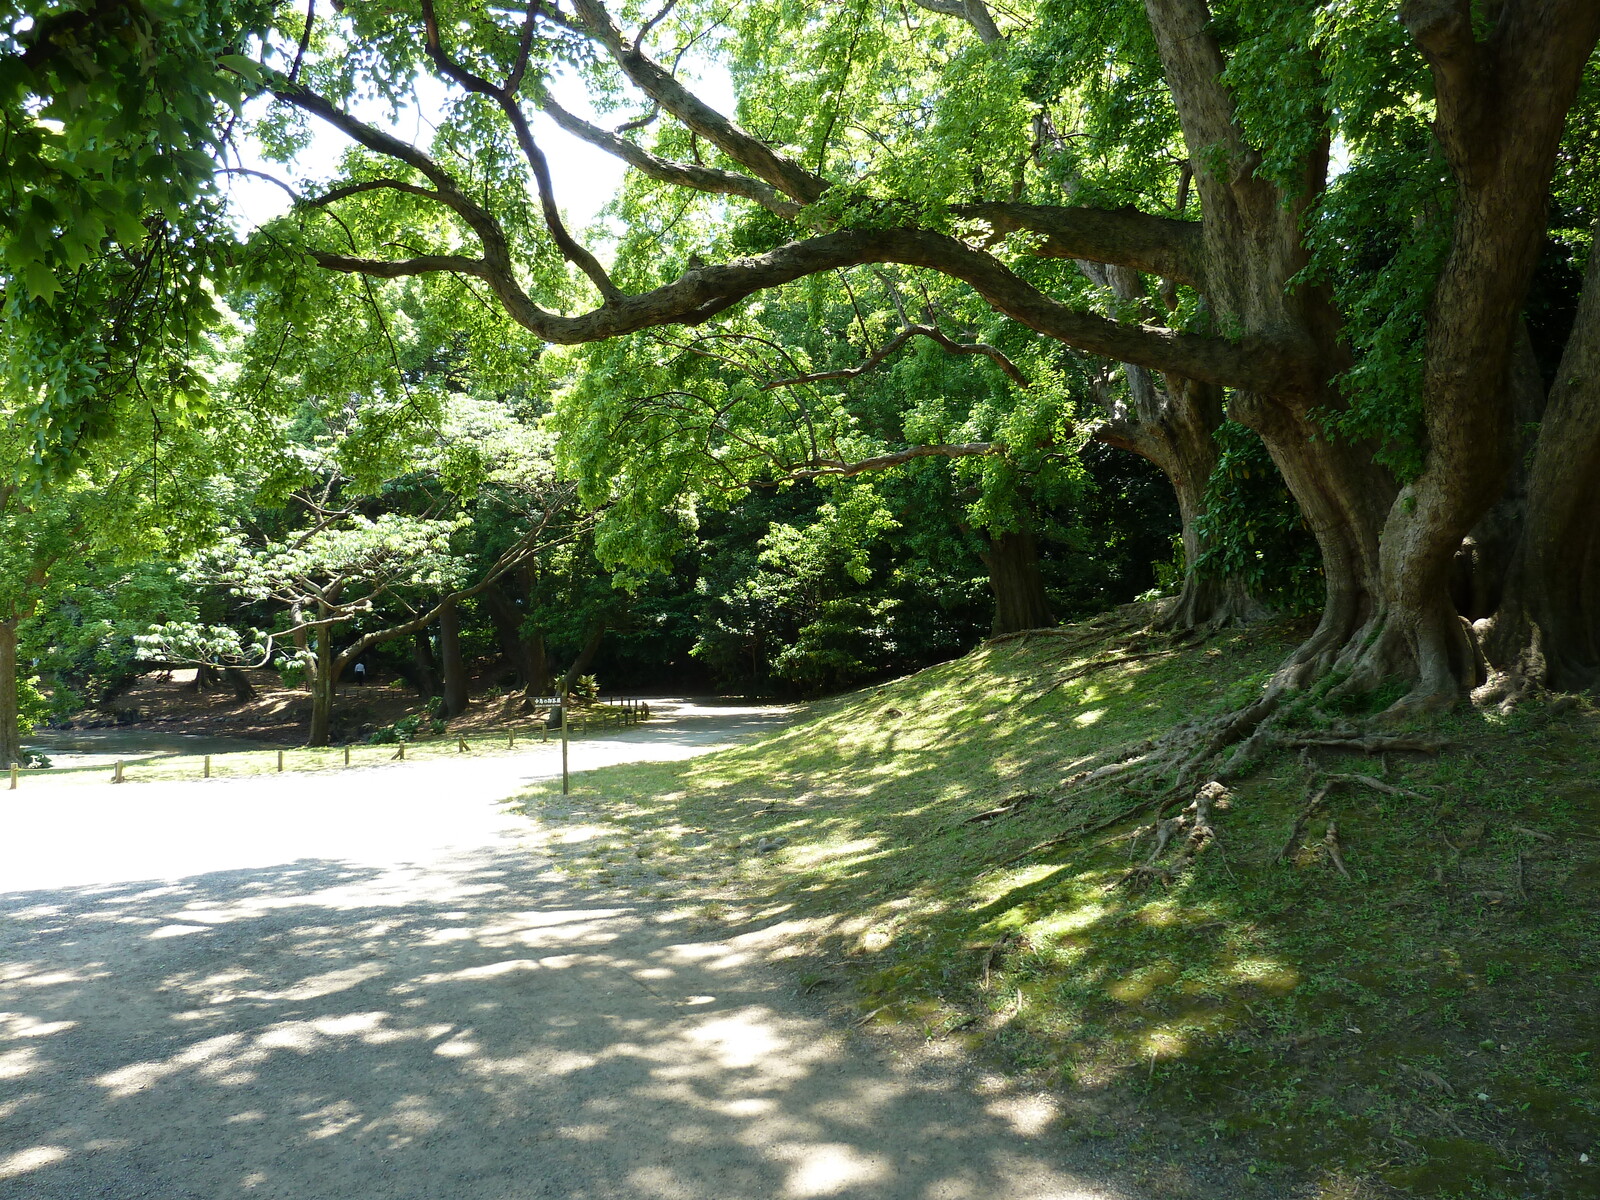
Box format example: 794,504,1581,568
980,526,1054,636
1320,0,1600,708
0,620,22,767
409,631,441,698
438,597,469,718
1485,226,1600,691
1143,0,1393,685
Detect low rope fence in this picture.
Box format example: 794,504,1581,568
7,698,653,789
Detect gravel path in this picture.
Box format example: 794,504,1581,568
0,701,1139,1200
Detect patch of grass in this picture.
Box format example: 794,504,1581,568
513,616,1600,1199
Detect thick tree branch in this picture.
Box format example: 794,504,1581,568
538,95,804,218
418,0,620,301
958,202,1205,288
567,0,830,204
910,0,1002,44
303,178,445,209
789,442,1003,479
309,251,492,279
312,223,1309,393
764,322,1028,389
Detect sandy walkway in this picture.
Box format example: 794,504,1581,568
0,701,1138,1199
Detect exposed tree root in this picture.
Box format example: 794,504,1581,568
1277,784,1331,863
1323,820,1352,880
961,792,1039,825
1323,773,1434,801
1111,781,1227,890
1281,734,1447,754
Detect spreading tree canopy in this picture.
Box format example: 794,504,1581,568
7,0,1600,715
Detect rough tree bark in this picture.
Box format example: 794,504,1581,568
307,600,336,747
438,597,469,718
1323,0,1600,707
1098,369,1269,630
410,631,441,698
560,623,607,696
1484,221,1600,692
0,621,22,767
980,526,1055,636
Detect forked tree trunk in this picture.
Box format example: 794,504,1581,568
224,668,256,702
438,598,468,718
1485,227,1600,692
981,527,1054,636
1314,0,1600,709
482,584,539,686
0,621,22,767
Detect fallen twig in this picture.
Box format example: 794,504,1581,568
980,932,1017,989
1509,824,1556,843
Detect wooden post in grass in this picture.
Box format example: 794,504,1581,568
203,755,211,779
113,760,124,784
343,745,350,767
508,729,515,749
9,762,16,790
276,749,284,773
561,704,570,796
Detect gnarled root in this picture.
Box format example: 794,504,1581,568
1113,781,1228,890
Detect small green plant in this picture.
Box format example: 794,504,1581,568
366,713,426,744
572,674,600,702
276,660,306,688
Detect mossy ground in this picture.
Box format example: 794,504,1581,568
513,611,1599,1199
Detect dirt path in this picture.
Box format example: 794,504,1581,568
0,702,1139,1199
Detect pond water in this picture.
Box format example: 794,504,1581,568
24,729,279,770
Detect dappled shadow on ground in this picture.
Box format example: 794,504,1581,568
0,844,1137,1200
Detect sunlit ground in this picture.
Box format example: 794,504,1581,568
0,711,1135,1200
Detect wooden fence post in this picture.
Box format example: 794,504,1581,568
113,760,124,784
343,745,350,767
203,755,211,779
8,762,16,790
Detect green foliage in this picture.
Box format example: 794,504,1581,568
0,0,272,468
1193,422,1322,613
364,713,443,744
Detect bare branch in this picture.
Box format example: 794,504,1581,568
765,322,1028,389
538,94,803,218
789,442,1004,479
418,0,620,301
569,0,830,204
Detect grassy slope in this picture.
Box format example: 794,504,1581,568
515,610,1599,1200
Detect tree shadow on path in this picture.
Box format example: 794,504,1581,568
1,841,1147,1200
